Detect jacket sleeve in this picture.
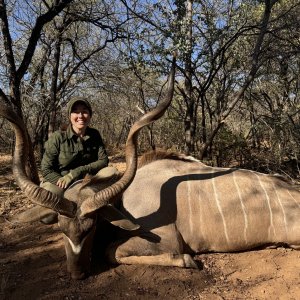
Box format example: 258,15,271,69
41,133,63,184
69,136,109,180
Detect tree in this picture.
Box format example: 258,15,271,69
239,0,300,173
0,0,74,182
21,1,128,154
120,0,297,162
1,0,130,162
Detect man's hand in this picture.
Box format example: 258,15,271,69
56,173,74,189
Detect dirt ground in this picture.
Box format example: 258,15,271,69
1,154,300,300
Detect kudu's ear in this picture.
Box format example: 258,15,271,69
79,167,119,190
98,205,140,231
9,206,58,224
94,166,119,181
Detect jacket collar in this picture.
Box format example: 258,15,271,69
66,125,91,141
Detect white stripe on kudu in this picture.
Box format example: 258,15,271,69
254,173,276,239
272,181,288,239
212,174,230,245
233,171,248,243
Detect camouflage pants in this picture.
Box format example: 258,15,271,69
40,181,65,198
39,181,64,224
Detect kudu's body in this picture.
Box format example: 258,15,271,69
1,57,300,279
109,156,300,268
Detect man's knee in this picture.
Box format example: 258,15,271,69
40,181,64,198
39,181,63,224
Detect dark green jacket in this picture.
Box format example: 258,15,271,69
41,125,109,184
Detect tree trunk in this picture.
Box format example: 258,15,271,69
48,39,61,136
183,0,195,155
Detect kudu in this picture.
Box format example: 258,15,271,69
2,57,300,279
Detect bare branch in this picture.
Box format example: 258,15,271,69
221,0,280,121
16,0,74,83
0,0,17,84
0,88,10,105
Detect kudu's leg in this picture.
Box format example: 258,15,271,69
106,236,198,269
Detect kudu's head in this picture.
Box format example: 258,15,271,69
0,58,176,279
